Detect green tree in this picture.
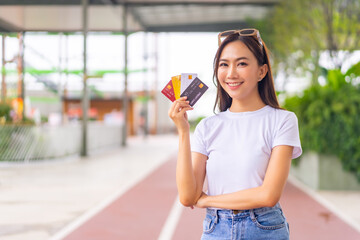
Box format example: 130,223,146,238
255,0,360,86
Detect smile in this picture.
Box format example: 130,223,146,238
226,82,244,88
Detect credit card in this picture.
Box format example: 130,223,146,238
171,75,181,99
180,73,197,95
180,77,208,106
161,79,176,102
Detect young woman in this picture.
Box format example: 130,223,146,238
168,29,302,240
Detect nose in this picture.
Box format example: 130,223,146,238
227,64,238,79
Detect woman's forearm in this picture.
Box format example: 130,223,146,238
198,146,293,210
200,186,277,210
176,131,199,206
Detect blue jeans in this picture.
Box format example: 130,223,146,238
201,203,289,240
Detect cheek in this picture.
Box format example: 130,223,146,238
241,69,258,82
217,69,227,82
217,71,227,89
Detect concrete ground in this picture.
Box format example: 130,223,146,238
318,190,360,230
0,134,359,240
0,135,178,240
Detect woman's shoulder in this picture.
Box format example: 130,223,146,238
267,106,299,128
198,113,221,124
269,106,297,119
195,112,226,129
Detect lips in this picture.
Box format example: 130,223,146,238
227,82,243,86
226,81,244,89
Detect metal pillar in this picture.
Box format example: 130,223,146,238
17,32,25,120
58,32,63,123
21,32,25,119
121,3,128,147
143,32,149,138
153,33,158,134
1,34,6,103
81,0,89,156
64,33,69,99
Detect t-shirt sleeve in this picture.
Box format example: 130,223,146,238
272,112,302,159
191,119,208,156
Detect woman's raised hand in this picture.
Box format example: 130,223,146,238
168,96,193,133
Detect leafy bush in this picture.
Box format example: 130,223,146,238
0,102,35,125
189,116,206,132
284,62,360,181
0,102,12,123
22,117,35,125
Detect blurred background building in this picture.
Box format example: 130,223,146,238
0,0,359,188
0,1,360,240
0,0,282,160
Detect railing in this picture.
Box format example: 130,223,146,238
0,122,122,162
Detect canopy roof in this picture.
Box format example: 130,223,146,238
0,0,278,32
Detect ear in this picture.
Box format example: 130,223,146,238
258,64,268,81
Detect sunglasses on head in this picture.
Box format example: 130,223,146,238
218,28,263,47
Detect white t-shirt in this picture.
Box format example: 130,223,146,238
191,105,302,196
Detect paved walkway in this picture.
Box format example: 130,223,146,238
1,135,360,240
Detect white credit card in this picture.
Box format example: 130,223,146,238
180,73,198,95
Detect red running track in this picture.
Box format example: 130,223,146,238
62,156,360,240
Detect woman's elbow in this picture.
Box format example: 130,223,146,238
179,196,196,207
262,190,280,207
264,198,279,208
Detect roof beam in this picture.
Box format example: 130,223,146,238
119,1,279,6
128,6,146,29
0,0,279,6
0,17,22,32
145,21,249,32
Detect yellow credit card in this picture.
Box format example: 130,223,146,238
171,75,181,99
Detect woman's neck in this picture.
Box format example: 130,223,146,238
229,96,265,113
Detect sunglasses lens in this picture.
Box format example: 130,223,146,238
218,29,262,47
219,31,235,45
220,31,236,37
239,29,255,35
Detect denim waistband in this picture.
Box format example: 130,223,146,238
206,202,281,218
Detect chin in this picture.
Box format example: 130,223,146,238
226,90,243,99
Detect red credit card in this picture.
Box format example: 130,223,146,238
161,79,176,102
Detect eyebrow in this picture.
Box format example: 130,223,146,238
219,57,249,62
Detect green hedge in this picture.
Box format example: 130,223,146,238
189,116,205,132
284,61,360,181
0,102,11,123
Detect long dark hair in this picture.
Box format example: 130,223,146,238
213,33,281,113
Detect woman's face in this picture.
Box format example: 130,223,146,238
217,40,267,101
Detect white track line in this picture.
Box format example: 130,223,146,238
50,185,133,240
50,166,165,240
158,195,184,240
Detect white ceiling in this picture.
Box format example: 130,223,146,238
0,1,279,32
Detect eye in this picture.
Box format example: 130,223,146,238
219,62,228,67
238,62,248,67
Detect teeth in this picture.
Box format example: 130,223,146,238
227,82,242,86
